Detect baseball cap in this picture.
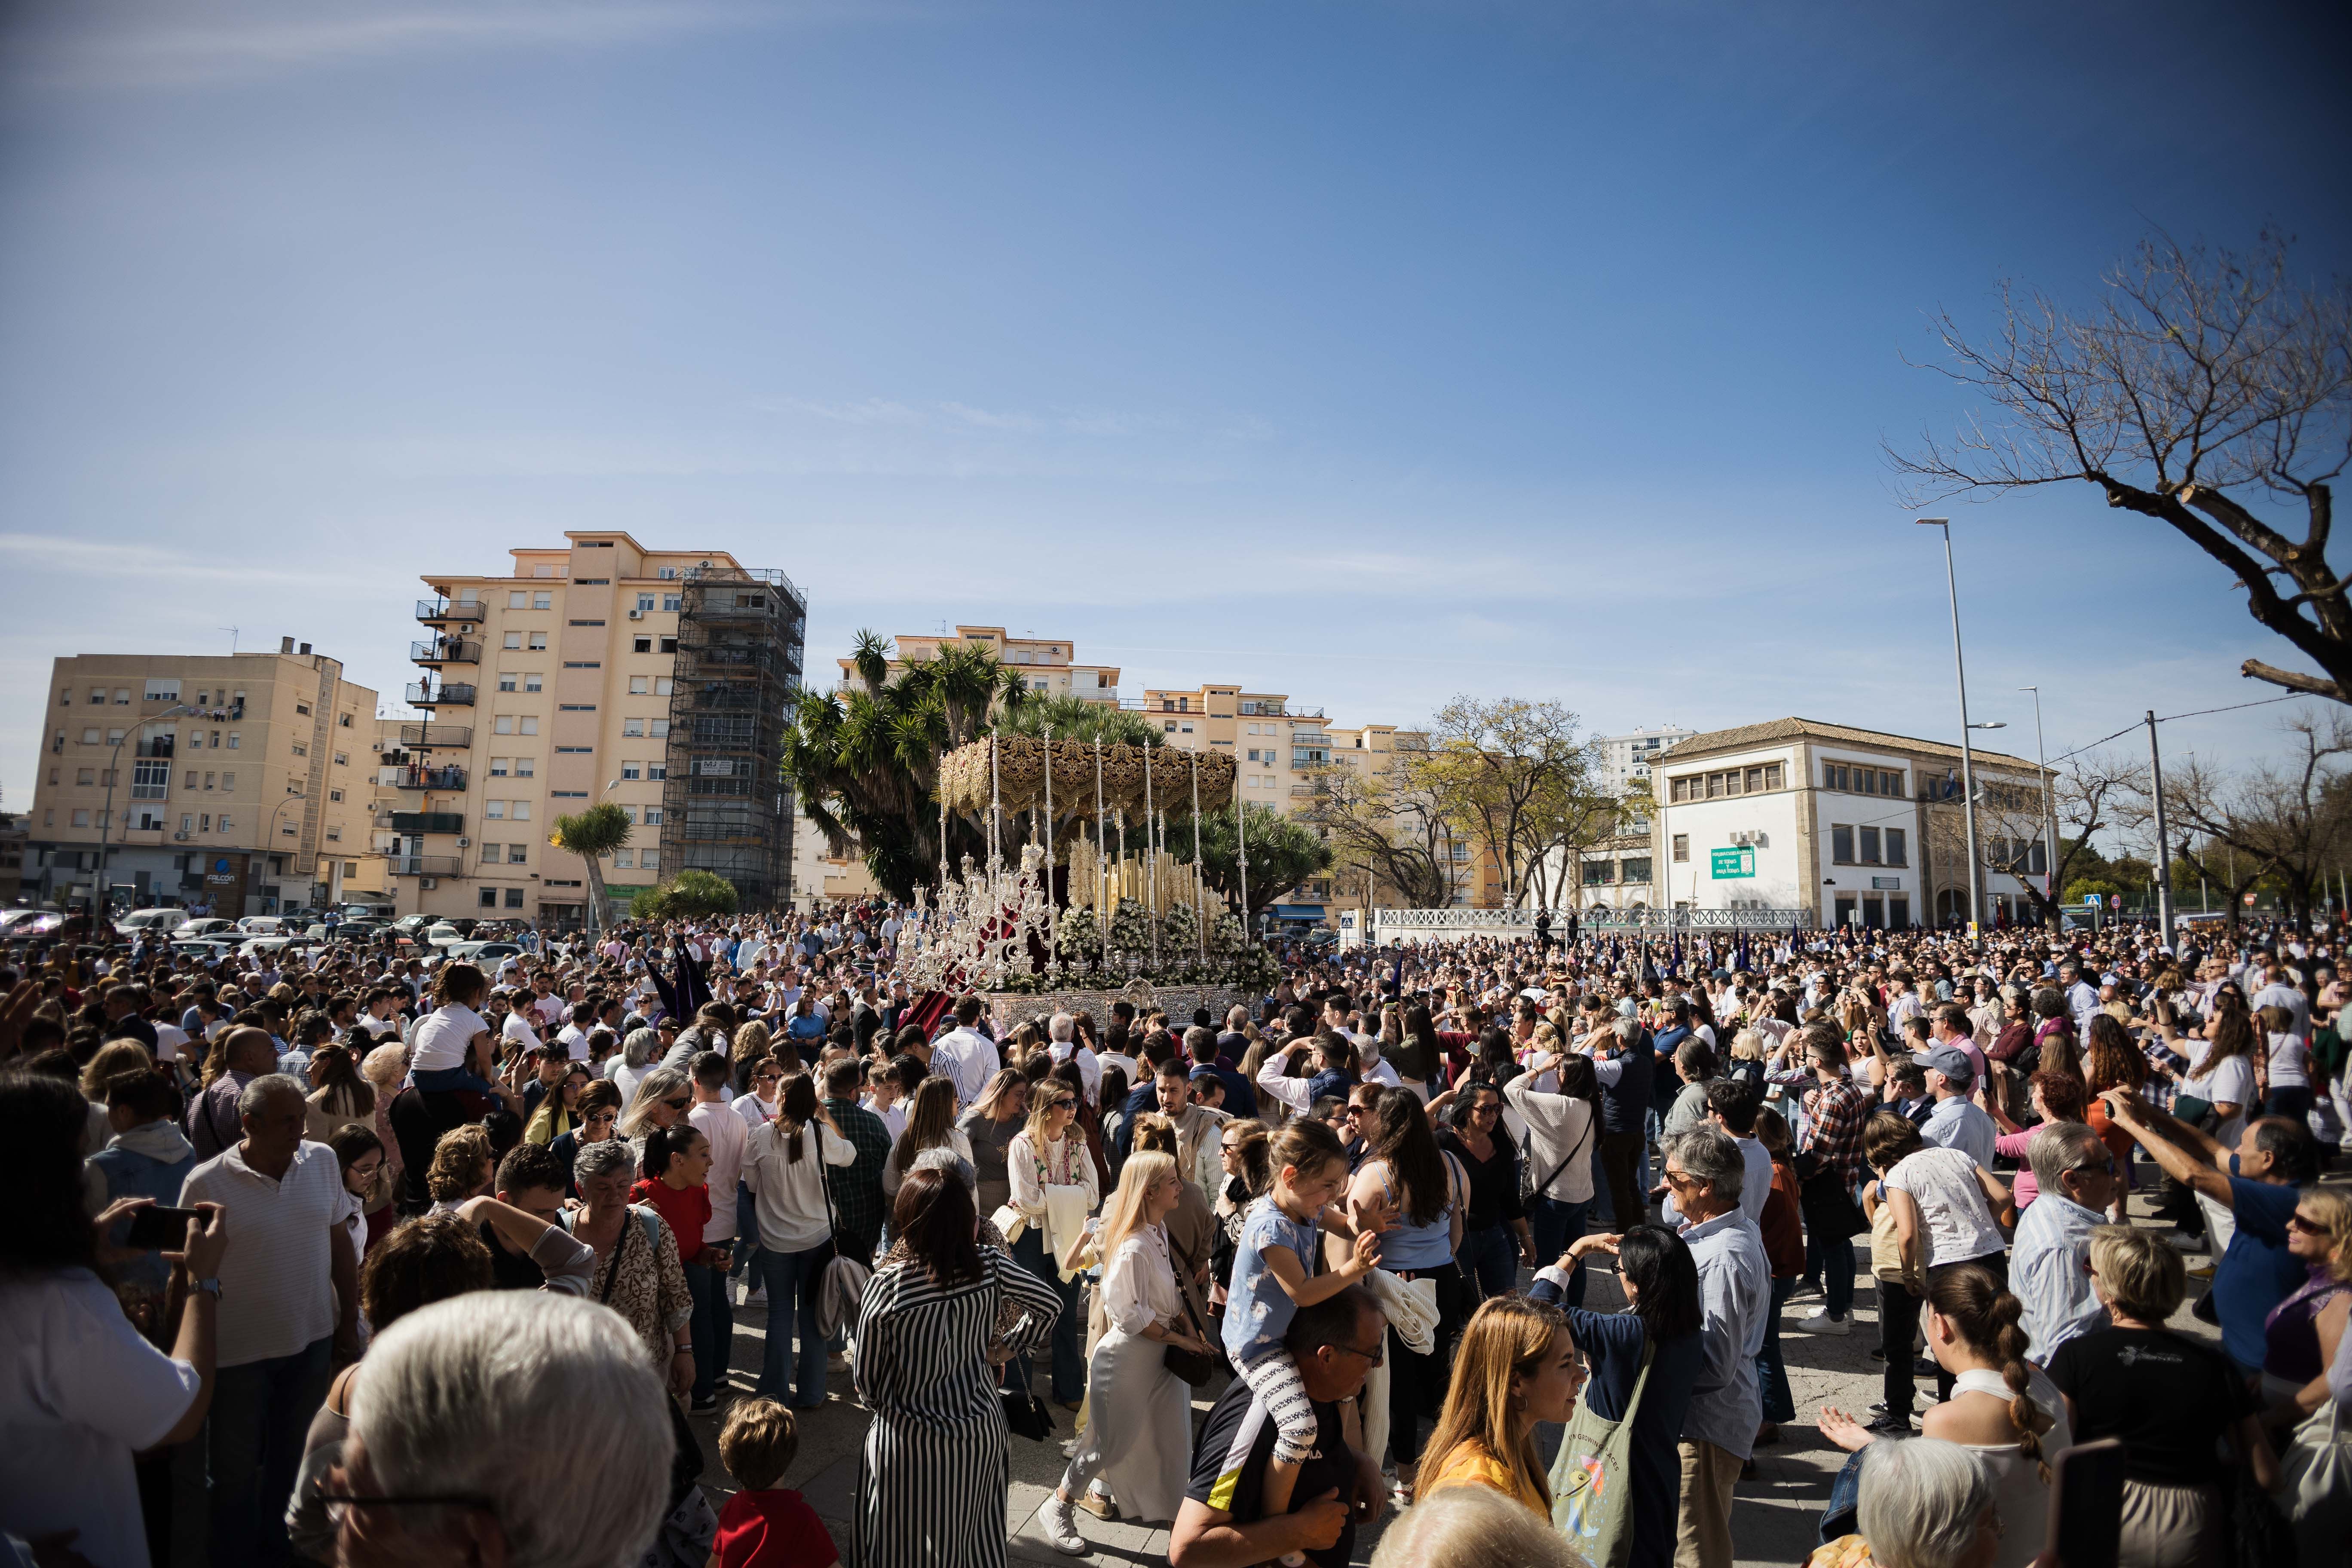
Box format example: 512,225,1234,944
1911,1044,1975,1087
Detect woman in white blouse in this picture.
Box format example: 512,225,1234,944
1007,1078,1101,1409
1036,1152,1208,1551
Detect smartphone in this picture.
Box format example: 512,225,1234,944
125,1205,204,1252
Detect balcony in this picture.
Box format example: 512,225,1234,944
397,724,472,750
410,638,483,666
390,765,468,791
388,855,466,877
416,598,487,623
405,683,477,707
1289,784,1329,798
386,811,464,836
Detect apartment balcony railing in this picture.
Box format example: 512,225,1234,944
416,599,487,623
1289,784,1329,798
387,855,466,877
405,683,476,707
390,766,467,792
384,812,464,835
409,638,483,667
396,724,472,749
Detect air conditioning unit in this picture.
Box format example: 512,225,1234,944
456,836,471,847
172,832,190,842
420,878,438,890
628,609,643,620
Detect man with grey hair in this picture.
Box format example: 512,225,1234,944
1659,1125,1767,1568
336,1292,674,1568
1047,1008,1102,1106
180,1071,360,1567
2010,1121,2118,1363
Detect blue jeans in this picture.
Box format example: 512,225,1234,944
683,1259,733,1403
730,1183,761,1282
411,1063,498,1096
1804,1191,1859,1322
1458,1223,1519,1300
1526,1194,1590,1308
1011,1226,1084,1404
1821,1446,1867,1543
1756,1274,1798,1424
207,1335,332,1568
754,1243,831,1408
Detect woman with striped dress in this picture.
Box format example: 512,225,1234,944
855,1164,1065,1568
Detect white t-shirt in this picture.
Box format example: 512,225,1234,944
687,1100,747,1244
409,1004,490,1075
150,1022,190,1064
178,1140,346,1367
0,1268,202,1568
2187,1048,2259,1144
500,1010,541,1055
732,1091,776,1133
1886,1145,2005,1268
2266,1032,2310,1089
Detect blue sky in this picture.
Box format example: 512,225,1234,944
3,0,2348,824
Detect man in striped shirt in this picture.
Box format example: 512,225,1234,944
1792,1027,1868,1338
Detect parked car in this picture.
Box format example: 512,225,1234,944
1,910,67,940
113,908,186,937
449,940,524,964
173,917,239,940
423,923,466,948
172,938,240,963
236,916,286,936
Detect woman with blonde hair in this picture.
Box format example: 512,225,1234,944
1418,1295,1586,1518
952,1066,1024,1212
361,1042,409,1195
1009,1074,1101,1409
424,1123,495,1210
619,1063,692,1152
1035,1151,1209,1551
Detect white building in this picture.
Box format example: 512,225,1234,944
1649,718,2051,930
1593,725,1696,798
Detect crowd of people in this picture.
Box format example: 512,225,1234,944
4,897,2351,1568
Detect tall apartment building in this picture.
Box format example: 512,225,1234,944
1594,725,1697,798
838,627,1121,702
24,643,381,916
398,532,805,925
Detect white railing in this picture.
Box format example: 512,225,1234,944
1367,906,1813,938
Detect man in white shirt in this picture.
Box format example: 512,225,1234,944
499,992,542,1057
1913,1044,2000,1169
178,1072,358,1567
928,995,1002,1111
2253,960,2310,1037
1046,1011,1101,1106
2058,959,2101,1037
683,1049,747,1411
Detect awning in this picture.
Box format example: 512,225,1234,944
1272,904,1325,919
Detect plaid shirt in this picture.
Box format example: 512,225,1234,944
821,1096,892,1249
1800,1076,1869,1189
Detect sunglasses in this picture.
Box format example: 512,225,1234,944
1325,1338,1386,1367
662,1096,691,1111
2288,1212,2331,1235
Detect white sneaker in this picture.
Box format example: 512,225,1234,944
1792,1310,1851,1336
1038,1494,1088,1556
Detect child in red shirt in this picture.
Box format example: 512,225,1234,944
712,1397,839,1568
629,1124,726,1268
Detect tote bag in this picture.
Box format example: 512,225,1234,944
1548,1346,1651,1568
2279,1395,2352,1565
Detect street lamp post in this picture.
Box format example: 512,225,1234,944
264,792,305,914
95,704,192,922
1919,520,1984,938
2019,686,2060,924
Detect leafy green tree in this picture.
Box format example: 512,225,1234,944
783,631,1031,900
548,802,632,934
634,868,740,921
1168,804,1333,922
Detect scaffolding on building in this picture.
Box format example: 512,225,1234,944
662,564,806,908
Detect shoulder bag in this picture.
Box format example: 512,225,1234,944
808,1121,873,1341
1548,1344,1651,1568
1164,1246,1228,1388
1519,1099,1595,1206
992,1255,1058,1441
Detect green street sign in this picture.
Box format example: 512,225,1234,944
1710,847,1755,879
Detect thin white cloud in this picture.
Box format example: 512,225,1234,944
15,0,888,91
760,397,925,426
0,532,354,593
938,401,1044,433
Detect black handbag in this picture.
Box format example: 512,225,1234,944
992,1262,1058,1442
1163,1262,1227,1389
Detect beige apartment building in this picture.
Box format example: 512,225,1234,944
839,626,1121,702
397,531,805,927
25,643,382,916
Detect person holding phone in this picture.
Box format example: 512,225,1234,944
3,1069,230,1568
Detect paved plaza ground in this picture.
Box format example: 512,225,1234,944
684,1167,2231,1568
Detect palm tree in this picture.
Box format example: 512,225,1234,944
783,631,1034,899
549,802,633,934
995,692,1164,749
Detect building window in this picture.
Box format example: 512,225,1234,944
325,827,342,842
640,850,658,872
495,717,514,734
528,632,548,650
480,887,499,907
328,788,343,802
77,767,95,785
646,763,665,781
1887,828,1910,867
1831,824,1855,864
508,844,527,864
634,637,652,653
498,673,517,692
661,594,681,612
621,762,640,780
518,716,538,735
658,637,677,654
637,594,655,611
532,592,552,610
524,674,542,693
629,676,648,694
613,850,634,869
486,801,505,819
1582,860,1615,886
80,727,99,744
114,689,131,705
143,679,181,701
490,758,508,776
505,632,522,650
227,732,239,749
649,720,669,738
1859,826,1881,864
622,719,644,737
1671,833,1689,863
71,809,89,828
290,742,307,757
504,887,525,909
562,662,600,669
511,801,530,821
658,567,677,579
513,757,534,776
222,772,233,789
1622,856,1652,883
